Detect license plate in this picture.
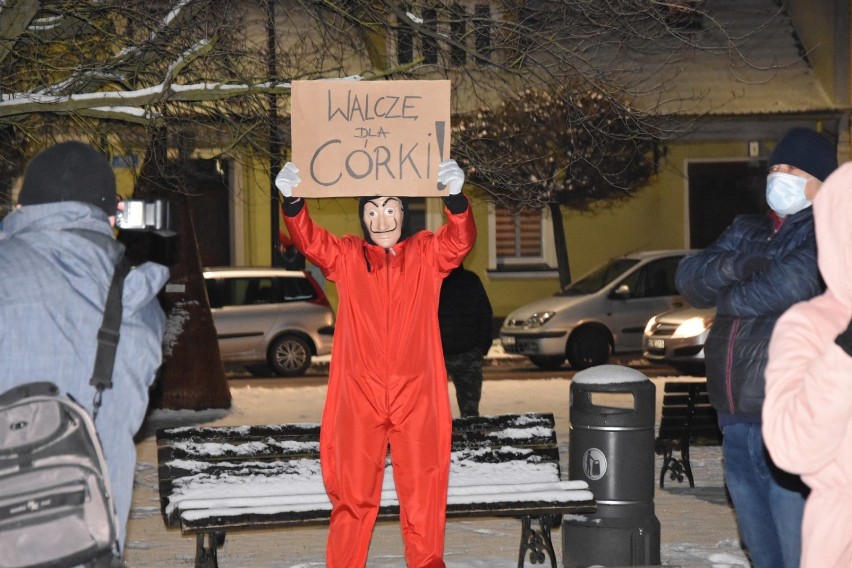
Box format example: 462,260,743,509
648,338,665,349
501,335,516,346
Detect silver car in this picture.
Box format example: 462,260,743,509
500,250,692,370
643,306,715,375
203,267,335,376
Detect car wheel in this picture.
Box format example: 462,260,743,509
528,355,566,370
566,326,612,370
268,335,312,377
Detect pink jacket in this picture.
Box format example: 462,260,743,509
763,162,852,567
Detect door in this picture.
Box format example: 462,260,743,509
687,161,768,248
607,256,686,351
186,159,231,267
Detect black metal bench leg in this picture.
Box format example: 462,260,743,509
681,437,695,487
517,515,558,568
195,531,225,568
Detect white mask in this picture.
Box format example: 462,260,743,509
766,172,811,217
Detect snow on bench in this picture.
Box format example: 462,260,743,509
156,413,596,568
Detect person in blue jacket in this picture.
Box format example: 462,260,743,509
675,127,837,568
0,142,168,554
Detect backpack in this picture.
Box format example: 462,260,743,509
0,232,130,568
0,383,120,568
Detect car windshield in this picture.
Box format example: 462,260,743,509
556,258,640,296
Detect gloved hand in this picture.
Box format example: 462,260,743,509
438,159,464,195
835,317,852,356
734,255,771,279
275,162,301,198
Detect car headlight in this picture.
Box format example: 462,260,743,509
644,316,659,334
524,311,556,328
671,316,713,339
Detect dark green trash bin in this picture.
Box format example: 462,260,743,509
563,365,661,568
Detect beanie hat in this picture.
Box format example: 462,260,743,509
768,127,838,181
358,196,411,245
18,141,117,216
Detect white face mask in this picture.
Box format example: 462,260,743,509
766,172,812,216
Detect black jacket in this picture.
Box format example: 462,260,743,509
438,266,493,357
676,209,823,417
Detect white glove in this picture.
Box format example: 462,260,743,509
275,162,301,198
438,159,464,195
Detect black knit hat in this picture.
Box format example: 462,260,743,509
358,196,411,245
768,127,838,182
18,141,117,216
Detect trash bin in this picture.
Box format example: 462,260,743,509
563,365,661,568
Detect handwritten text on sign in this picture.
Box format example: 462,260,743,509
291,80,451,197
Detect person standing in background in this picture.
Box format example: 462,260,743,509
438,264,493,418
675,127,837,568
763,161,852,567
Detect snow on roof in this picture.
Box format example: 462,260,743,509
602,0,835,116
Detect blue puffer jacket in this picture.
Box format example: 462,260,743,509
675,209,823,417
0,202,169,548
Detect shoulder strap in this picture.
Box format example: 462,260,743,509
91,255,131,393
63,230,131,416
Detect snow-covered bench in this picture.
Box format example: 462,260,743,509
156,412,596,568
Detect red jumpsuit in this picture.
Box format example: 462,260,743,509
283,199,476,567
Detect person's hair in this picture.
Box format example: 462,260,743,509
18,141,117,216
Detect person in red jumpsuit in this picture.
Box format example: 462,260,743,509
275,159,475,568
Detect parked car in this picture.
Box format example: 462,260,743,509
643,305,715,375
203,267,335,376
500,250,692,370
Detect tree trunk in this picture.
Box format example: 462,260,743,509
549,202,571,288
127,126,231,411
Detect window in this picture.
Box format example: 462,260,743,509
396,16,414,65
421,9,438,64
489,204,556,272
474,4,491,64
631,258,683,298
395,3,495,67
205,277,317,308
450,4,467,66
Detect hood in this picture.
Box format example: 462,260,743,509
813,162,852,306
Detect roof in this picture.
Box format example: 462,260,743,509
612,0,836,117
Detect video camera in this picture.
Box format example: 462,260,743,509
115,199,178,237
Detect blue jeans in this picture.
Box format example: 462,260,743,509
722,422,809,568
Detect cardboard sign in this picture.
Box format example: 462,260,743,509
291,80,451,197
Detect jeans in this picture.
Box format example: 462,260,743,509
722,422,809,568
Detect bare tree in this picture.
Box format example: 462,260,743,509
454,85,658,286
0,0,787,407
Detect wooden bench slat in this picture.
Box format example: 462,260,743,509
156,412,594,567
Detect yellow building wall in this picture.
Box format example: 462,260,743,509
235,138,768,320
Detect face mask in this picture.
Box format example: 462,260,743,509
766,172,811,216
362,197,403,249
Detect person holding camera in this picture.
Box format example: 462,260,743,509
0,141,169,551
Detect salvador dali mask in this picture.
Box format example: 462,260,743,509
362,196,404,249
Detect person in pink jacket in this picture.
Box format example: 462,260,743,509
763,161,852,567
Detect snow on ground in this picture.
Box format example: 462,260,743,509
127,348,747,567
